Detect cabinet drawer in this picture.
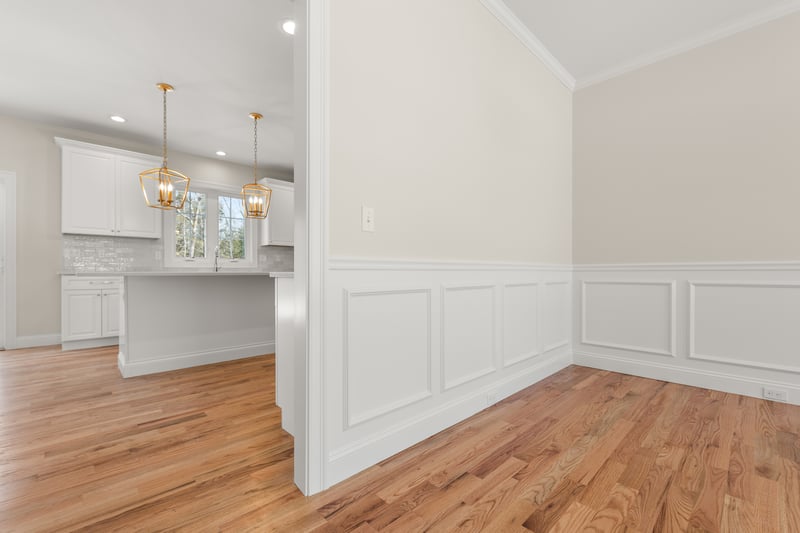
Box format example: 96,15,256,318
62,276,123,291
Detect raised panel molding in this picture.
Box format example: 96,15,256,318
581,280,677,357
543,281,570,353
344,288,432,428
441,284,497,391
689,282,800,374
502,283,540,367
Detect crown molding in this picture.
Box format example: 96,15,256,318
576,1,800,90
478,0,576,91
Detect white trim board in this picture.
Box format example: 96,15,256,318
330,257,573,272
118,341,275,378
576,1,800,89
574,351,800,407
573,261,800,272
0,171,16,350
14,334,61,349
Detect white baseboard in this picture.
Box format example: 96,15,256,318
574,351,800,406
118,341,275,378
62,337,118,351
326,351,572,487
14,334,61,349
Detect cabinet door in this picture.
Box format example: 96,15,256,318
62,290,102,341
101,289,121,337
116,156,162,238
62,148,115,236
260,182,294,246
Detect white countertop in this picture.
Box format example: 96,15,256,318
61,270,290,277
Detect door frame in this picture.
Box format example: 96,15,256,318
293,0,328,495
0,171,17,350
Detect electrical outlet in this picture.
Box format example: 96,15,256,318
487,390,498,406
361,206,375,232
763,388,788,403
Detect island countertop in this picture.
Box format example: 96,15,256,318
61,270,289,277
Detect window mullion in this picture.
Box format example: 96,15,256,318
208,194,220,257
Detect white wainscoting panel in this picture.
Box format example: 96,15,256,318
574,263,800,406
324,259,572,488
543,281,570,352
503,283,539,367
344,289,432,427
441,285,496,390
690,282,800,374
582,281,676,357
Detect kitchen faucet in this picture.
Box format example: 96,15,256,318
214,245,221,272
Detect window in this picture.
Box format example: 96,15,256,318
217,195,246,260
175,191,207,259
164,185,257,269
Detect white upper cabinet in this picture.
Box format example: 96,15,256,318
57,138,162,238
259,178,294,247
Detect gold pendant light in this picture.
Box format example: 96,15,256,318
241,112,272,219
139,83,191,210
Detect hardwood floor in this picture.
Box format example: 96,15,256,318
2,346,799,531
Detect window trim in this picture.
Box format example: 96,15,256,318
163,180,257,269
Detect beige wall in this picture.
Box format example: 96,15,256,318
329,0,573,263
574,13,800,264
0,113,281,338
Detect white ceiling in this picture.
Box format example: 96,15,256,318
503,0,800,88
4,1,799,169
0,0,294,174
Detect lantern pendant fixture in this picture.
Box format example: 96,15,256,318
241,112,272,219
139,83,191,210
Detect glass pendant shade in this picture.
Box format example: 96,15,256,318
139,167,191,210
139,83,191,210
242,112,272,219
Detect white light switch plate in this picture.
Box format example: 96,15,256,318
362,206,375,232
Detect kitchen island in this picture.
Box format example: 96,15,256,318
116,271,277,377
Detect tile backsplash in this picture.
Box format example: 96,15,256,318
63,234,294,273
62,235,162,272
258,245,294,272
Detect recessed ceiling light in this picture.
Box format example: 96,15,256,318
110,115,126,123
282,20,296,35
215,151,227,157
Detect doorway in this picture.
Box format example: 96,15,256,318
0,171,16,350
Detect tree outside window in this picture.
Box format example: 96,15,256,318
175,191,207,259
218,195,246,260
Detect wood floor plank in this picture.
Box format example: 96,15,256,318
3,347,799,532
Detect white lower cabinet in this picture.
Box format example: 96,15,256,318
62,277,123,349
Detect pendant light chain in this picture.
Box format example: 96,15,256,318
162,87,168,167
253,115,258,184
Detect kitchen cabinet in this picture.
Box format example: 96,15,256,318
61,276,123,350
259,178,294,246
57,138,162,238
